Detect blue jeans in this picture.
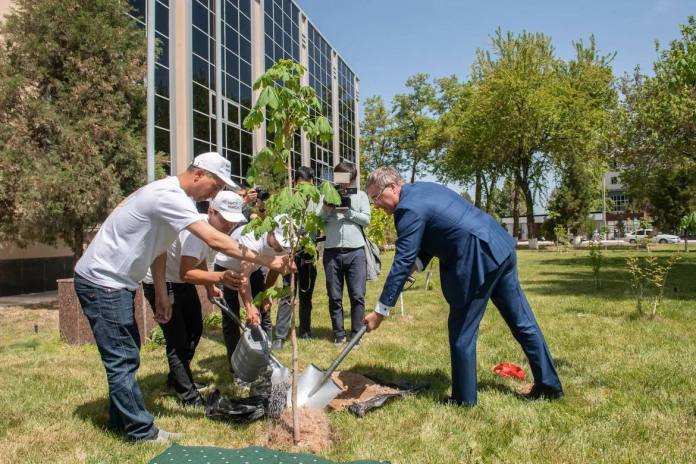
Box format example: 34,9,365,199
74,273,157,440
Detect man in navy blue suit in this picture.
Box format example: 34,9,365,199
363,166,563,406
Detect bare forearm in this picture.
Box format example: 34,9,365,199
181,268,224,286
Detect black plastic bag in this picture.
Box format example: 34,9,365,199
347,379,429,418
205,389,267,423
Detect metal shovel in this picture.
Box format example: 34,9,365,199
295,325,367,409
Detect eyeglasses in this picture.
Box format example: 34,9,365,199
369,184,390,204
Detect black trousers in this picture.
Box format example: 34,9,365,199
142,282,203,405
214,265,272,372
275,254,318,341
323,247,367,340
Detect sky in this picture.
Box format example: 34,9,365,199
296,0,694,106
294,0,694,210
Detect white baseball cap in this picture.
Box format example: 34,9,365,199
211,191,247,223
273,214,297,250
192,152,239,189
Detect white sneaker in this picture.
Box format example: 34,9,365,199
147,429,182,443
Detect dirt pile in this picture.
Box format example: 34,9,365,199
328,371,400,411
259,407,332,454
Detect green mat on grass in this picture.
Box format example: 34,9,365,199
149,444,388,464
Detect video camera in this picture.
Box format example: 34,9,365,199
333,172,357,208
253,187,270,201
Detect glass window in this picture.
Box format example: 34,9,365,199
154,63,169,97
155,1,169,36
240,130,252,155
155,95,170,128
192,55,208,86
194,111,211,141
193,83,209,114
192,27,208,60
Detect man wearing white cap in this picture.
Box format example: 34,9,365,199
142,190,248,407
214,215,294,373
74,152,293,443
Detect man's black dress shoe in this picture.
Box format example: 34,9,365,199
522,384,564,401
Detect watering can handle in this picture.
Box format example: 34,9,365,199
308,325,367,398
210,297,246,330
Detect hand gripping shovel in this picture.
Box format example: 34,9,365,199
295,325,367,409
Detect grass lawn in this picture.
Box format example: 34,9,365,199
1,247,695,463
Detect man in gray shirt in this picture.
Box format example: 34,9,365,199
319,162,371,344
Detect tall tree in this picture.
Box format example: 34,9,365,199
549,37,617,232
391,73,439,183
359,95,394,184
0,0,147,260
613,17,696,231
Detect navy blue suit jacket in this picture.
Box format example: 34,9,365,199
379,182,517,308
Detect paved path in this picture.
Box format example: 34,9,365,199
0,290,58,308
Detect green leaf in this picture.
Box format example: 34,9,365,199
320,181,341,206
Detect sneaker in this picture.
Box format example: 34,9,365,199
271,339,284,351
334,337,346,345
299,332,313,340
145,429,182,443
521,384,564,401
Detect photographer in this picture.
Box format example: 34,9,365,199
319,162,371,344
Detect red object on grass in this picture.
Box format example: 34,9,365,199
492,363,527,380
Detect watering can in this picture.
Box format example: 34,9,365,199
210,297,289,385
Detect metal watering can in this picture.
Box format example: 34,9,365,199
210,297,289,385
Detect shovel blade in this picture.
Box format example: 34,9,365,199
293,364,342,409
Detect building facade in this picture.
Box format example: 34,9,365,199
128,0,360,184
0,0,359,295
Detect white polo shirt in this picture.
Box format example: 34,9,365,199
75,177,203,290
142,215,210,284
215,227,285,273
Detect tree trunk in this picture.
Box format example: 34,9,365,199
523,182,535,240
512,185,520,239
474,172,482,209
71,227,85,269
410,160,417,184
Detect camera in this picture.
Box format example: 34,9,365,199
334,185,357,207
332,171,356,208
253,187,270,201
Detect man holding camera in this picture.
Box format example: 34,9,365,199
320,162,371,345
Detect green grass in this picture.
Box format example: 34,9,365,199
1,248,696,463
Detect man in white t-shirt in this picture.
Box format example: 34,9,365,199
214,216,293,375
73,152,293,443
141,191,247,408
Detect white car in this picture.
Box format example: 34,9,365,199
624,229,681,244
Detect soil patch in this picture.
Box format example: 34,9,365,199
328,371,400,411
259,407,332,454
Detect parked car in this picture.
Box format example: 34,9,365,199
624,229,681,244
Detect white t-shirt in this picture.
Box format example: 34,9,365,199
142,215,210,284
75,177,203,290
215,227,285,273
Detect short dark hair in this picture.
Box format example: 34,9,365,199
294,166,314,183
334,161,357,182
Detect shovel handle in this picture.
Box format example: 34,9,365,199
308,325,367,398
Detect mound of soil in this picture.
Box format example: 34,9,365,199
260,371,401,452
328,371,400,411
259,407,332,454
